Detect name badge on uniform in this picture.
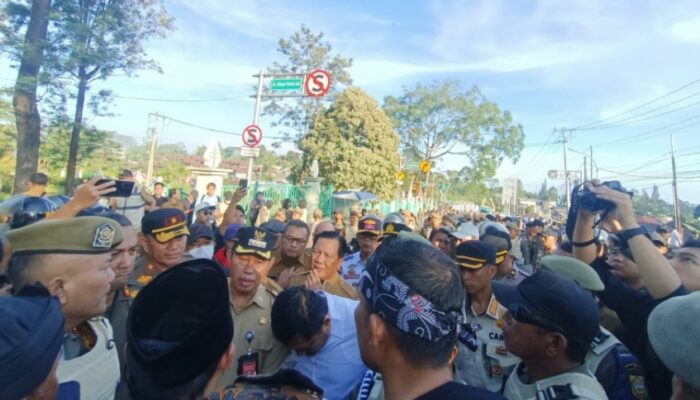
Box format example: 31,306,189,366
237,330,259,376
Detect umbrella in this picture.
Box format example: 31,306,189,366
332,190,379,202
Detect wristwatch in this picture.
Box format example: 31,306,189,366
618,227,646,242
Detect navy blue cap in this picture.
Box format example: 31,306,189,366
454,240,497,269
493,270,599,344
187,223,215,246
260,219,285,235
0,285,64,399
127,259,232,396
234,227,278,260
142,208,189,243
224,223,243,242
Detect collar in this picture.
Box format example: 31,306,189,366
230,284,267,312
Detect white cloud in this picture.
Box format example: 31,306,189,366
669,15,700,42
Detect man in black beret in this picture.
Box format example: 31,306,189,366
453,240,520,393
0,285,64,400
126,259,233,399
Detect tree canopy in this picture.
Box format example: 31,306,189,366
300,87,399,199
384,81,525,183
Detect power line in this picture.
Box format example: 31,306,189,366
593,114,700,147
573,77,700,130
576,98,700,131
115,94,248,103
156,113,286,140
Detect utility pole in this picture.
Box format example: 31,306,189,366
248,69,265,183
146,113,161,183
560,128,571,209
589,146,594,180
671,134,682,237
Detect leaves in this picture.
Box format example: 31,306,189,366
300,87,399,199
383,81,525,183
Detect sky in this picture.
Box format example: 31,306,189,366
1,0,700,203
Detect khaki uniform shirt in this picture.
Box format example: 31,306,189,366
455,294,520,392
286,273,358,300
267,249,312,282
219,285,289,386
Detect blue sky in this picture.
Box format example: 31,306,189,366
2,0,700,203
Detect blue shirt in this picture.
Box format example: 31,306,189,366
282,293,366,400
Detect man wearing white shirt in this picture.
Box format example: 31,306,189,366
271,286,366,400
196,182,221,208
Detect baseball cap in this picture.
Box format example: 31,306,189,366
119,169,133,178
454,240,497,269
142,209,189,243
357,215,382,235
450,222,480,241
493,270,599,344
127,259,232,396
187,223,214,246
233,227,278,260
194,202,216,215
224,223,243,242
260,219,285,235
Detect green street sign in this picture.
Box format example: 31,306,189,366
406,162,418,170
271,78,303,91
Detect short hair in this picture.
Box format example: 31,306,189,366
28,173,48,185
206,182,216,189
312,209,323,218
283,219,309,236
372,239,464,369
168,188,179,199
271,287,328,345
282,199,292,209
312,230,347,258
234,205,245,214
7,254,46,291
154,182,164,188
428,228,453,242
565,336,590,364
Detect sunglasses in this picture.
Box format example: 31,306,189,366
508,303,566,334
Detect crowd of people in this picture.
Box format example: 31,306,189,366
0,171,698,400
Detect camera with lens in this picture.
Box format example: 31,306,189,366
577,181,633,213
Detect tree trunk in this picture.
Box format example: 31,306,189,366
64,71,88,195
12,0,52,194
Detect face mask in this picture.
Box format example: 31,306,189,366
188,244,214,260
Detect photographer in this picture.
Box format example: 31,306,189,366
570,180,696,399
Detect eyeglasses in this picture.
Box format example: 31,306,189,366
283,236,307,246
508,303,565,334
200,210,212,215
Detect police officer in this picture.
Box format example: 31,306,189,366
540,255,648,400
6,217,125,400
381,212,412,238
495,270,608,399
133,208,190,287
453,240,520,392
0,285,64,400
219,226,289,385
340,215,382,288
480,224,530,286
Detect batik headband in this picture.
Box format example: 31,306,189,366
359,254,462,343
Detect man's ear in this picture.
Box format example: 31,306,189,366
545,332,569,358
45,276,67,305
138,232,148,254
369,313,388,346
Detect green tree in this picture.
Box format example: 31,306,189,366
44,0,174,193
40,119,124,182
0,0,52,193
0,92,18,195
300,87,399,199
383,81,525,184
546,187,559,202
264,25,353,147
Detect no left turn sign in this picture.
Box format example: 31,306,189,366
242,124,263,147
305,69,332,97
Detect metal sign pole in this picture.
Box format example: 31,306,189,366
248,69,265,183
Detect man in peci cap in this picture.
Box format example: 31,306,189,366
125,259,234,399
133,208,190,287
453,240,520,393
540,255,648,400
6,217,124,400
0,285,64,400
340,215,382,288
354,236,504,399
219,226,289,385
496,270,608,399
